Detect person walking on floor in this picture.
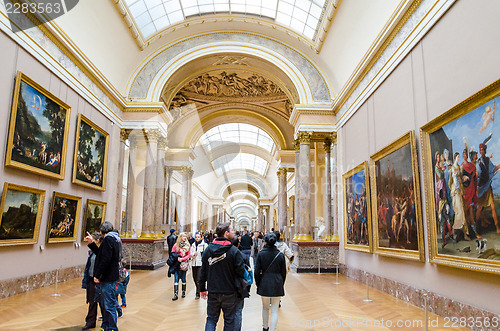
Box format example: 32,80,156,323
116,263,129,308
171,232,191,301
167,229,178,254
82,232,104,330
191,232,208,299
255,232,287,331
199,222,246,331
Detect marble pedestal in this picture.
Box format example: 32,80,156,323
290,241,339,273
122,238,166,270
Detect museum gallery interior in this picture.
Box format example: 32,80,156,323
0,0,499,330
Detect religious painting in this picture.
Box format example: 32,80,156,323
72,114,109,191
370,131,424,261
343,161,372,253
46,192,81,243
0,183,45,246
5,72,71,179
421,78,500,274
81,199,106,241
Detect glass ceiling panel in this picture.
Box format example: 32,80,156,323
212,153,269,176
124,0,327,40
199,123,275,153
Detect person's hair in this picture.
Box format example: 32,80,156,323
264,233,277,247
215,222,231,237
100,221,114,234
92,232,103,243
273,230,281,241
176,232,188,246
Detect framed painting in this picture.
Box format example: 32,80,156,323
72,114,109,191
370,131,425,261
81,199,106,241
420,78,500,274
5,72,71,179
46,192,81,243
0,183,45,246
343,161,372,253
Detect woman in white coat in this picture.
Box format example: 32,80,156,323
190,232,208,299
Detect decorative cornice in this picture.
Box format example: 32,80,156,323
331,132,337,145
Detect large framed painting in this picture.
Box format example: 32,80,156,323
46,192,82,243
0,183,45,246
421,78,500,274
370,131,425,261
6,72,71,179
72,114,109,191
343,161,372,253
81,199,106,241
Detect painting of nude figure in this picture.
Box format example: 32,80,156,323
46,192,81,243
370,131,424,261
421,78,500,274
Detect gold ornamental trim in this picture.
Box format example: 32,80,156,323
277,168,287,177
297,131,312,144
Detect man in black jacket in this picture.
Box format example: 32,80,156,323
239,231,252,262
85,221,122,331
199,222,245,331
166,229,177,254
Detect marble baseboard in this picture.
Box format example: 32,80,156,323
290,241,339,273
122,238,167,270
341,265,499,331
0,265,84,299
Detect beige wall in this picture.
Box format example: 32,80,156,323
338,0,500,314
0,30,120,281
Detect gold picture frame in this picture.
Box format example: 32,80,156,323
72,114,109,191
370,131,425,261
343,161,373,253
420,78,500,274
46,192,82,243
5,71,71,179
81,199,106,241
0,183,45,246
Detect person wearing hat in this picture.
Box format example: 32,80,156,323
167,229,178,254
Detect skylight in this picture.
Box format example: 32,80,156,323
124,0,326,40
212,153,269,176
199,123,275,153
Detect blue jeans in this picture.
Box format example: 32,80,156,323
101,282,118,331
234,298,244,331
205,292,237,331
119,294,126,306
174,270,186,283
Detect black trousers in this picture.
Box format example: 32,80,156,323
85,279,103,327
192,266,201,294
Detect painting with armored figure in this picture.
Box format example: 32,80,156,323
343,161,372,253
0,183,45,246
421,78,500,274
6,72,71,179
47,192,81,243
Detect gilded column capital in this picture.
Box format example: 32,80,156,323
294,139,301,151
143,129,161,142
120,129,131,142
165,166,173,176
179,166,193,176
277,168,287,177
324,137,332,153
297,131,312,144
157,136,168,149
331,132,337,145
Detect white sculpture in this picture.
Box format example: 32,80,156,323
316,217,326,240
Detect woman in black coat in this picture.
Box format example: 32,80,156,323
254,233,287,331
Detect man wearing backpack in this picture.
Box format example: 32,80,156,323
199,222,246,331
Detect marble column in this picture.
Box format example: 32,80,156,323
263,206,269,232
257,206,262,232
154,137,167,238
125,134,137,237
296,131,313,241
165,167,173,225
294,139,300,233
179,166,193,233
324,137,333,241
277,168,288,232
187,168,194,233
331,133,339,240
140,129,160,238
116,129,129,234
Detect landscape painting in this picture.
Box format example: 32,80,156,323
421,78,500,274
73,114,109,191
47,192,81,243
6,72,71,179
0,183,45,246
82,200,106,241
370,131,424,261
343,161,372,253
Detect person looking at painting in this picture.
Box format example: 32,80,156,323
476,137,500,234
85,221,122,331
82,232,104,330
